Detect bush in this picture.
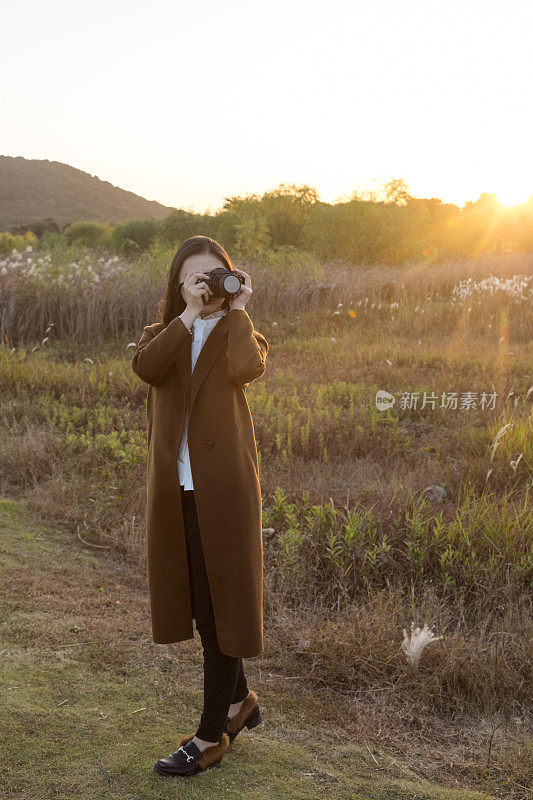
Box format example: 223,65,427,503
62,222,112,249
110,219,160,257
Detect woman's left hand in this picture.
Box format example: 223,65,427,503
228,268,252,311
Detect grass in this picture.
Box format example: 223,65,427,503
1,251,532,798
1,497,525,800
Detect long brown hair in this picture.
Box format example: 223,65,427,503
157,235,236,325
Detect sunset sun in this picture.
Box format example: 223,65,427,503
496,187,532,208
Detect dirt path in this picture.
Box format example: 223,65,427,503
0,497,497,800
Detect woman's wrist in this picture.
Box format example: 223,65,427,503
179,307,198,332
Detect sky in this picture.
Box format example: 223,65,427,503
2,0,533,213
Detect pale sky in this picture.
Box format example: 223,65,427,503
3,0,532,212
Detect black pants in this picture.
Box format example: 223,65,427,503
180,484,249,742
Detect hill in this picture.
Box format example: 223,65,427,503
0,155,175,230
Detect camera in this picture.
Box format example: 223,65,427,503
198,267,244,298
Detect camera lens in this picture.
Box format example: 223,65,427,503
223,274,242,294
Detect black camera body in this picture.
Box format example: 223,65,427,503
198,267,244,298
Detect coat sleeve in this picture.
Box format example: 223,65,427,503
225,308,269,387
131,315,192,387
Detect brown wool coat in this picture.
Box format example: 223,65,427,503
131,308,268,658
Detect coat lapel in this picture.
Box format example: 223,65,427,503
174,312,229,414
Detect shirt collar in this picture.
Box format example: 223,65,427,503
193,308,227,326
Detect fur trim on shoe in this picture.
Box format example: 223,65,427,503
226,690,259,735
176,732,230,771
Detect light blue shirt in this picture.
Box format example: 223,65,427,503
177,308,228,489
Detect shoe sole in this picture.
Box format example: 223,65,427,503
227,707,263,744
247,712,262,730
154,759,222,777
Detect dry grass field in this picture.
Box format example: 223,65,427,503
1,246,532,798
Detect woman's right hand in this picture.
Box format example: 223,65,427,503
180,271,213,315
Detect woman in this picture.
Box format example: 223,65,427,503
131,235,268,777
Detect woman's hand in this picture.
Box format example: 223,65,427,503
180,271,214,315
228,269,252,311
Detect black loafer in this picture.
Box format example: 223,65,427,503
154,732,230,777
224,690,263,744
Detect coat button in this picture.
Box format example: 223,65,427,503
203,439,214,448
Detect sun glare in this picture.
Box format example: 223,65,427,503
496,188,532,208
